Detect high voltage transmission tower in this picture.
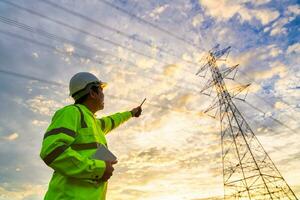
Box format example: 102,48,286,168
196,45,298,200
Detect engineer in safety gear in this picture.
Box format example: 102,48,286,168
40,72,142,200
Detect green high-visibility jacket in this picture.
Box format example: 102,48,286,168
40,104,132,200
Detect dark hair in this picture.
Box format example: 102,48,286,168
75,85,99,104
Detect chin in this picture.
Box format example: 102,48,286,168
99,104,104,110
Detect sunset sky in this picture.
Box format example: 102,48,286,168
0,0,299,199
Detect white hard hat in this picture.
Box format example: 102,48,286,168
69,72,107,100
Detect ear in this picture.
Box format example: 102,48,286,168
89,89,97,99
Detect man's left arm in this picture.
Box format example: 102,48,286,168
98,107,142,134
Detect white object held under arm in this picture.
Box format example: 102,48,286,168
93,144,117,162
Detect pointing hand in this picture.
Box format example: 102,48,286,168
131,106,142,117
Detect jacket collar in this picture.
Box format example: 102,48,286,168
76,104,96,118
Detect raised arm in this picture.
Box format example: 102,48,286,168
98,111,133,134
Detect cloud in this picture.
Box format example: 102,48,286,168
273,70,300,105
63,43,75,55
200,0,248,21
287,43,300,54
2,133,19,141
192,14,204,27
107,128,224,199
163,64,180,76
274,101,289,109
226,47,270,69
149,4,169,20
135,58,157,69
251,9,280,25
32,52,39,59
31,120,48,127
251,0,271,6
247,82,261,93
269,45,282,57
0,0,300,199
172,93,193,108
265,5,298,37
199,0,279,25
287,4,300,15
269,17,290,36
227,51,256,67
0,184,45,200
25,95,65,116
252,61,287,80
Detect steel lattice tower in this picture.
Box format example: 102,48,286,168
196,46,298,200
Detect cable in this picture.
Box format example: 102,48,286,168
0,0,160,62
240,100,298,133
0,17,202,95
0,68,203,152
0,1,209,96
0,29,104,65
0,15,137,66
198,69,299,133
0,69,66,87
238,70,298,112
1,0,202,72
0,0,211,92
233,79,299,123
97,0,206,52
13,0,295,115
3,0,252,94
0,67,201,115
38,0,200,67
0,30,295,135
1,5,298,131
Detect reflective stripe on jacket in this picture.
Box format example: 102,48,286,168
40,104,132,200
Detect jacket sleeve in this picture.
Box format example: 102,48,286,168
40,106,106,180
98,111,132,135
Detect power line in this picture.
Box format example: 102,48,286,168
8,0,291,113
0,68,66,87
0,73,205,151
97,0,205,52
12,0,296,117
197,60,298,134
1,5,297,131
198,48,298,199
0,28,295,134
238,70,298,112
0,67,200,115
238,99,298,133
0,15,136,66
2,2,298,164
2,25,292,132
0,0,159,62
1,0,201,73
198,76,299,127
0,29,104,65
39,0,200,67
0,0,205,90
0,16,202,95
233,79,299,123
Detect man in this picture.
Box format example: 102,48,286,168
40,72,142,200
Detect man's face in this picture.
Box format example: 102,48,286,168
90,86,105,111
98,87,105,110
